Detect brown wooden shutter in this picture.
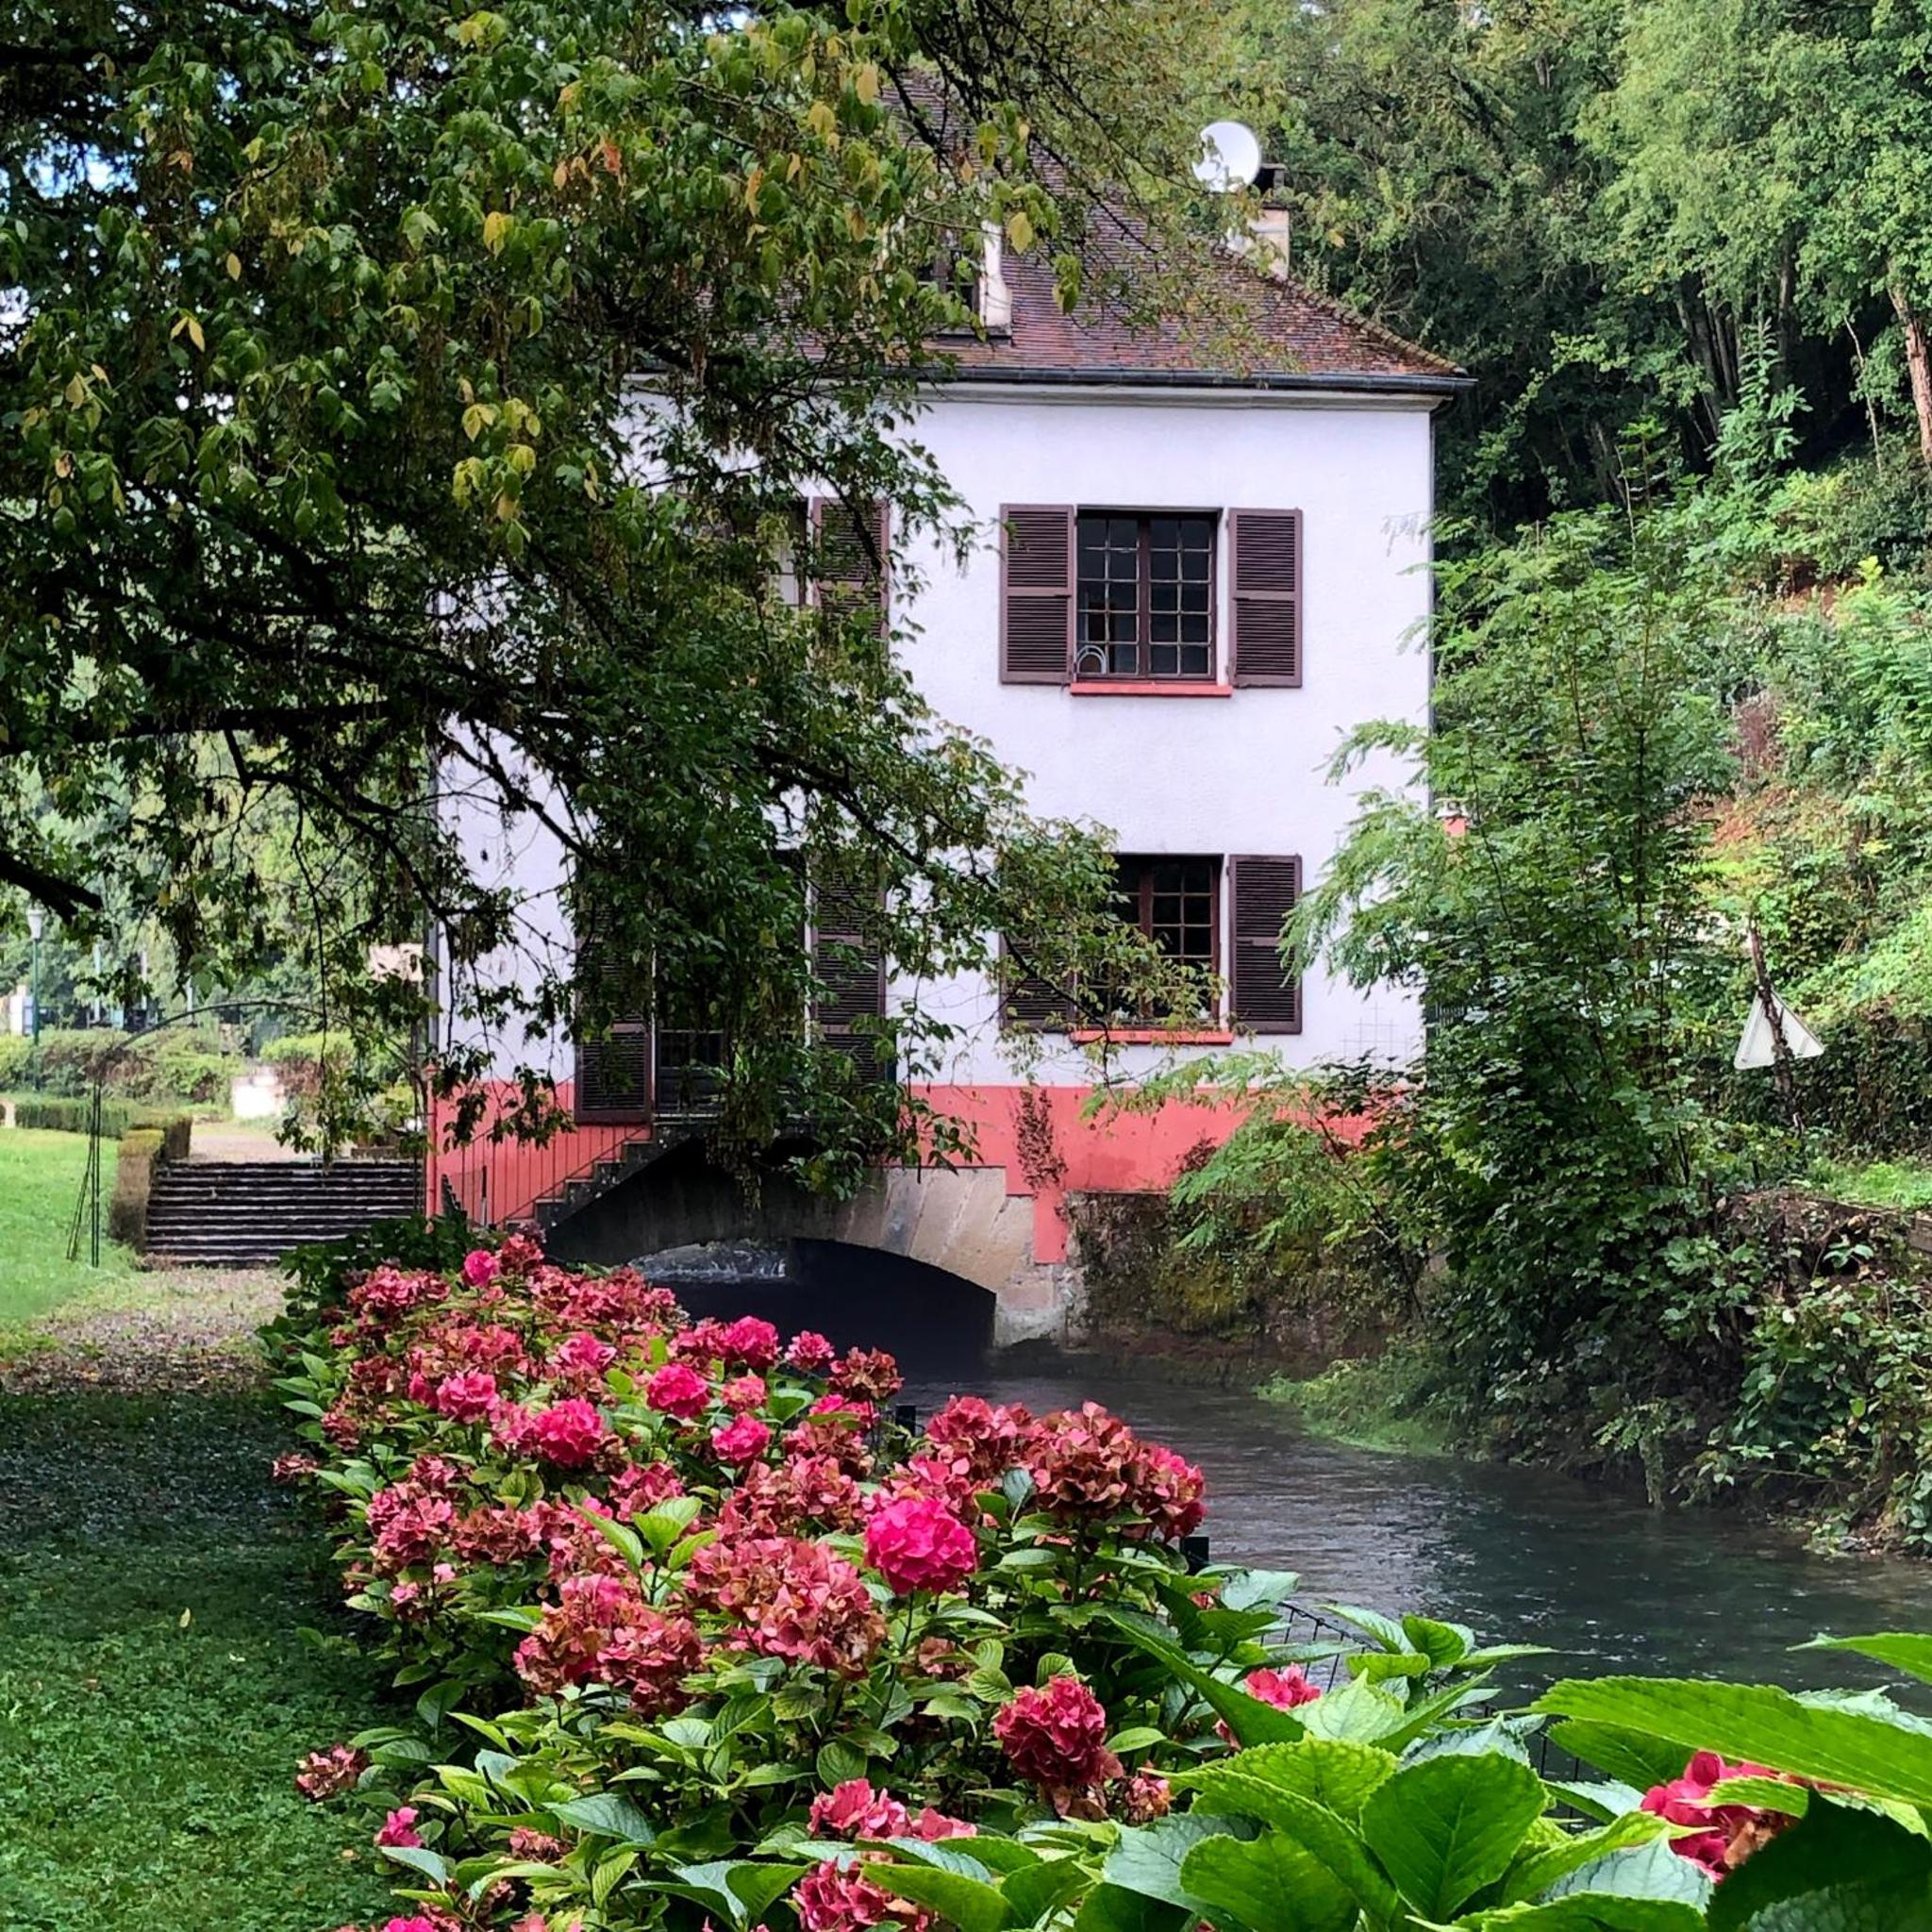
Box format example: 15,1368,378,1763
998,941,1077,1033
573,944,654,1124
1230,509,1302,687
1229,856,1302,1033
809,496,889,637
1000,505,1074,683
810,865,891,1081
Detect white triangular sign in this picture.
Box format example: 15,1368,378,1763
1734,991,1824,1071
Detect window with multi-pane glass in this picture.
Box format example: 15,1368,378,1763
1074,513,1215,679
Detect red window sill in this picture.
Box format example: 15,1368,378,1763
1070,1027,1235,1045
1068,681,1233,699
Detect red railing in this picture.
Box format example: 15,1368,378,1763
426,1081,653,1226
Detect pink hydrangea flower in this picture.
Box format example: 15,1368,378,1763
993,1676,1122,1799
646,1361,711,1420
809,1778,909,1840
431,1371,498,1421
863,1495,978,1596
375,1806,424,1849
1118,1770,1173,1822
682,1536,884,1676
712,1413,774,1466
497,1231,544,1274
551,1332,618,1379
528,1398,609,1467
272,1452,319,1484
514,1574,703,1715
923,1396,1036,1484
793,1859,931,1932
720,1316,781,1370
1245,1666,1323,1709
1642,1751,1790,1878
294,1743,368,1801
609,1459,685,1520
461,1249,501,1288
786,1329,837,1373
830,1346,901,1402
722,1374,768,1412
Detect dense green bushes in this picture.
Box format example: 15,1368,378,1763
10,1096,192,1143
0,1025,241,1104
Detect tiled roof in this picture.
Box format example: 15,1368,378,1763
938,242,1464,392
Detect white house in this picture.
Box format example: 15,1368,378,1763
428,215,1460,1323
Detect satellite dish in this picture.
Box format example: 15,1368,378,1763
1194,121,1263,194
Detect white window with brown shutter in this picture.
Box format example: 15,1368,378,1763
809,496,890,637
572,946,654,1124
809,864,892,1082
1229,855,1303,1033
1228,509,1303,687
999,504,1076,683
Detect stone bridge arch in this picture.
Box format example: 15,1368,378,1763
542,1137,1078,1348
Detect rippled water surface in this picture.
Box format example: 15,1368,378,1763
900,1361,1932,1691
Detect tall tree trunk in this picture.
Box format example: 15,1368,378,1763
1890,281,1932,464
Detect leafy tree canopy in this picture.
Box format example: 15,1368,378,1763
0,0,1212,1163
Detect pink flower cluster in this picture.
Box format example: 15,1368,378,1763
793,1858,930,1932
1026,1403,1206,1541
862,1495,977,1597
717,1455,865,1539
992,1676,1122,1801
1641,1751,1792,1878
494,1396,610,1467
513,1573,703,1714
673,1314,781,1371
808,1778,975,1843
294,1742,368,1801
683,1535,884,1676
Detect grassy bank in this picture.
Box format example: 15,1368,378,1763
1257,1347,1460,1457
0,1389,393,1931
0,1127,138,1326
0,1251,393,1931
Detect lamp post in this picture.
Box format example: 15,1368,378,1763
25,905,42,1083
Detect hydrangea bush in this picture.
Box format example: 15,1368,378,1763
272,1232,1932,1932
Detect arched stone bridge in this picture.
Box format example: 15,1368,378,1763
541,1136,1080,1348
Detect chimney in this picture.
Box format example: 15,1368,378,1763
1246,205,1291,279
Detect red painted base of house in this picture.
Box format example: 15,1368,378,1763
426,1082,1273,1265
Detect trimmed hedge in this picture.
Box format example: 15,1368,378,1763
109,1128,163,1248
10,1097,193,1150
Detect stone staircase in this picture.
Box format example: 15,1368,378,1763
533,1136,675,1235
144,1158,424,1265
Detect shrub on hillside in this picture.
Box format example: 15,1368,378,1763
270,1233,1932,1932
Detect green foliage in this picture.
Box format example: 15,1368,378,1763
1220,0,1932,530
0,1391,392,1930
1299,490,1740,1428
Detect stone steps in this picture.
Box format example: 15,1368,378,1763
145,1158,422,1264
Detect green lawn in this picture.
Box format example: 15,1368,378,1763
0,1128,136,1326
0,1390,395,1931
1809,1154,1932,1213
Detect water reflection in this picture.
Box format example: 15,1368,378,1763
902,1361,1932,1691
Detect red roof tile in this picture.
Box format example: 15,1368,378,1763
936,242,1464,392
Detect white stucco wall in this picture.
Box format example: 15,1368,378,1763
445,380,1436,1086
894,383,1434,1085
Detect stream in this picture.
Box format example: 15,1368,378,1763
668,1249,1932,1694
902,1361,1932,1692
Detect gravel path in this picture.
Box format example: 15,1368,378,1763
0,1266,285,1393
